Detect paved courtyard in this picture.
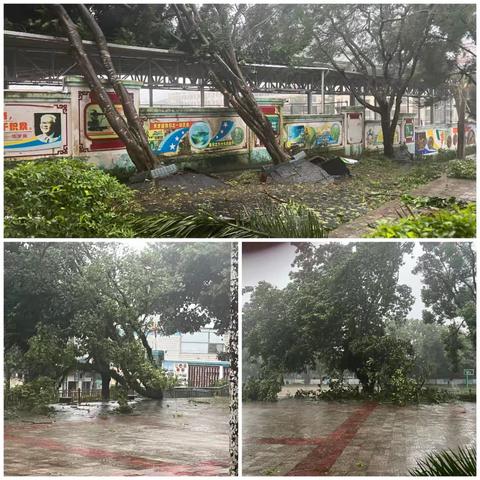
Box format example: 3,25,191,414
330,175,476,237
5,397,229,476
242,398,476,476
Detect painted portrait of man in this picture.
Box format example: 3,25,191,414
34,113,62,143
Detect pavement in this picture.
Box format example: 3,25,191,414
330,174,476,238
4,397,229,476
242,398,476,476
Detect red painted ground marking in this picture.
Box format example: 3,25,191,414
258,437,327,446
287,401,378,476
255,401,378,476
5,434,228,476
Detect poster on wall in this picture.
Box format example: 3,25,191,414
162,361,188,385
365,124,400,148
346,112,363,144
254,105,281,147
4,104,68,157
403,118,414,143
465,124,476,145
79,91,129,152
145,116,247,155
285,121,342,150
415,127,458,154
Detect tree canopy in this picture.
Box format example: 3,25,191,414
5,242,231,399
243,242,476,396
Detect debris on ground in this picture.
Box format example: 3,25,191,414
262,158,333,184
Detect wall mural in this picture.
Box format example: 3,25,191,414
285,121,343,150
79,91,129,152
4,104,68,157
145,117,247,155
365,123,400,148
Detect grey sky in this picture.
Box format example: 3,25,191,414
243,241,425,319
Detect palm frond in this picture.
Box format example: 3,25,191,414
131,202,327,238
409,446,476,476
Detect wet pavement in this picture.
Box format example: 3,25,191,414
331,175,476,237
242,398,476,476
5,397,229,476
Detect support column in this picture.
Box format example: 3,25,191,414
223,94,229,107
418,95,422,125
430,97,435,124
148,63,153,107
349,93,355,107
443,99,447,124
449,97,453,123
306,90,313,114
200,83,205,107
406,95,409,113
321,70,325,113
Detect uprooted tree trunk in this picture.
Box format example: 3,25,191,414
51,4,157,172
174,4,290,166
109,369,164,400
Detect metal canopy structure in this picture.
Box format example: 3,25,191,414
5,30,434,101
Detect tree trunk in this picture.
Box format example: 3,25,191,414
356,371,374,394
50,5,156,172
380,111,395,158
101,371,111,401
109,369,164,400
174,4,290,166
228,243,239,476
455,92,466,159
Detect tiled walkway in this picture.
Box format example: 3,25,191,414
242,399,476,476
5,398,229,476
330,175,476,238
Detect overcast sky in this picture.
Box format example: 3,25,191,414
242,241,425,319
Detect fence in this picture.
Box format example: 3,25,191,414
164,385,229,399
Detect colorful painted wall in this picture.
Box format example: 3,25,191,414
4,79,476,172
364,121,401,150
415,124,476,154
283,115,343,151
4,92,71,159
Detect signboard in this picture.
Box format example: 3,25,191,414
4,103,69,158
286,121,342,150
145,116,247,155
464,368,474,388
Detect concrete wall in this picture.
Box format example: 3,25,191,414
4,78,475,172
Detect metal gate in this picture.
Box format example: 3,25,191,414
188,365,220,387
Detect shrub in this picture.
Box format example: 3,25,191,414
447,158,476,180
7,377,57,415
410,446,476,476
4,159,139,238
243,372,283,402
367,203,476,238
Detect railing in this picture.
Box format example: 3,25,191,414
164,385,229,399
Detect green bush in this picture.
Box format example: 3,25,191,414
447,158,476,179
4,159,139,237
7,377,57,415
243,372,283,402
410,446,476,476
367,203,476,238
